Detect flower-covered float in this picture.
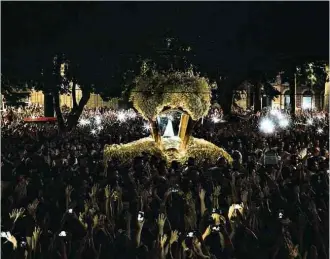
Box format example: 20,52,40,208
104,70,232,166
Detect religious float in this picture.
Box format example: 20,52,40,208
104,70,232,166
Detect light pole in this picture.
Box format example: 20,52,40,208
260,85,264,109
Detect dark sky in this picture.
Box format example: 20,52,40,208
1,2,329,74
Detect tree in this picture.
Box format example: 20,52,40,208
40,53,130,131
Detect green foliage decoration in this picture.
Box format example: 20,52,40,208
104,137,166,166
103,137,232,167
130,70,212,121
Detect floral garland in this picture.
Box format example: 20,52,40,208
103,137,166,166
181,137,233,165
103,137,232,167
130,70,212,121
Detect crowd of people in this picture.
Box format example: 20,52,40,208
1,105,329,259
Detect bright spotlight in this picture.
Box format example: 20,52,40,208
279,118,289,129
127,110,137,119
95,116,102,125
270,109,285,120
91,129,97,135
307,118,313,125
270,109,280,116
276,112,284,120
259,118,275,134
97,126,103,131
143,122,150,132
317,128,323,134
79,119,90,126
302,103,311,110
211,115,221,123
117,111,126,122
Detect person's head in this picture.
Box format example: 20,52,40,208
290,155,299,166
158,160,167,176
141,152,149,163
307,158,319,171
216,157,227,167
78,155,88,168
314,139,320,147
170,160,180,171
247,141,254,150
133,156,143,170
187,157,195,167
313,147,320,157
291,146,298,155
234,139,243,150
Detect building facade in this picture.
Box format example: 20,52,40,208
29,87,119,109
234,75,328,111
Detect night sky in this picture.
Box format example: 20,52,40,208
2,2,329,76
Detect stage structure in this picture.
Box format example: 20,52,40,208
104,70,232,166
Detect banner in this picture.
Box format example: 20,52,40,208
24,117,57,123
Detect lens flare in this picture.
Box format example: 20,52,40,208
317,128,323,134
143,122,150,132
127,110,137,119
270,109,280,116
279,118,290,129
117,111,126,122
211,115,221,123
95,115,102,125
259,118,275,134
79,119,90,126
276,112,284,120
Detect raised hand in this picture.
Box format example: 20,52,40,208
193,239,203,253
98,214,107,225
92,215,99,229
310,245,318,259
84,199,92,213
104,185,111,199
202,226,212,240
141,189,150,204
136,214,144,231
213,186,221,197
185,192,193,202
288,243,299,258
9,208,25,223
89,184,99,199
79,212,88,229
1,232,17,249
199,188,206,200
65,185,74,197
27,199,39,217
241,190,249,203
32,226,42,251
169,230,179,245
156,213,166,228
263,185,270,196
308,201,319,220
160,234,167,248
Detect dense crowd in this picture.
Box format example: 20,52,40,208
1,106,329,259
